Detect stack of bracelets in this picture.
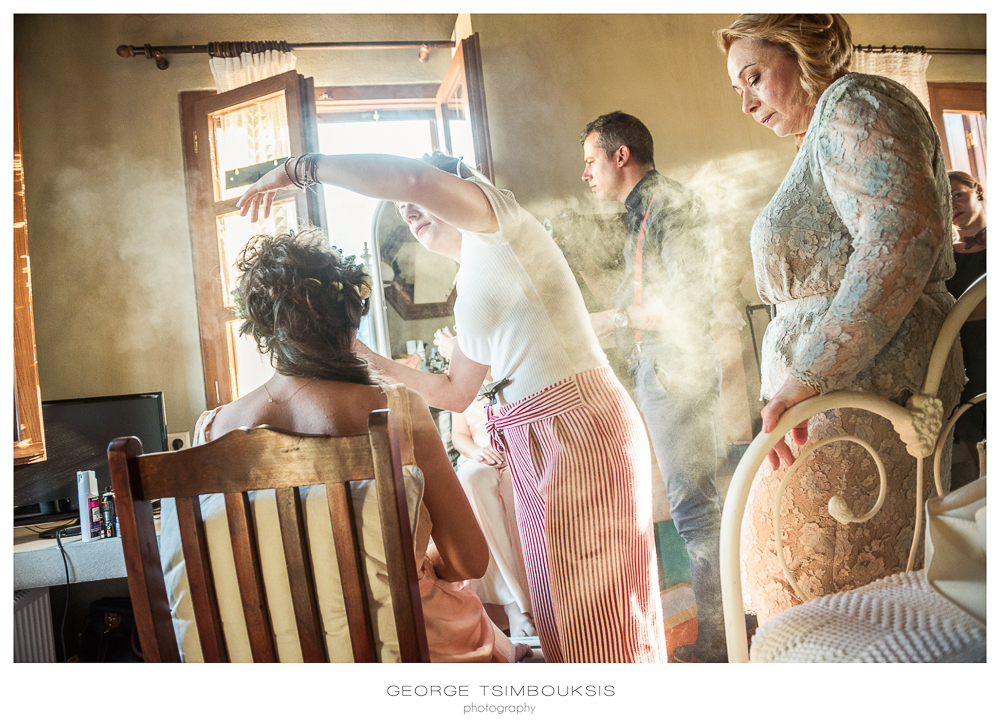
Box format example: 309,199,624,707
283,153,321,189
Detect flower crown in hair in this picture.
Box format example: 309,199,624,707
332,248,372,301
232,287,248,319
230,245,372,319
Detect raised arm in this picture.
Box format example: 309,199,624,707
236,153,497,234
355,338,488,413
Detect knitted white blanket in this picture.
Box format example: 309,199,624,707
750,570,986,663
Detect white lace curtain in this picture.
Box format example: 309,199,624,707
210,49,297,93
852,49,932,112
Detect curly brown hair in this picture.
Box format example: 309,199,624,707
234,229,374,383
717,14,853,104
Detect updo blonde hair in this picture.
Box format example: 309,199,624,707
717,14,853,103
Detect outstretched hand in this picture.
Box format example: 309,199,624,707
761,376,819,471
236,164,296,223
434,327,457,361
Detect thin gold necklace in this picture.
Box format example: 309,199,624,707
262,377,315,404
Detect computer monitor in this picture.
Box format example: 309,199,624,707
13,392,169,525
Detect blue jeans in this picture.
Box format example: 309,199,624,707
630,352,725,657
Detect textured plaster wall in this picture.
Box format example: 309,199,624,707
14,13,457,433
13,13,987,438
470,13,985,442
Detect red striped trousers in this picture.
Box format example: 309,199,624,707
486,366,666,663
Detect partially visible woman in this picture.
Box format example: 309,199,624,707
160,230,525,662
451,393,536,639
946,170,986,486
718,14,963,620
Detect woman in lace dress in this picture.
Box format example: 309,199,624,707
719,14,963,620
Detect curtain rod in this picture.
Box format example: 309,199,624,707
116,40,457,70
853,44,986,55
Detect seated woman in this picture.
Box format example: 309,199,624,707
435,328,534,639
160,230,527,663
452,401,535,638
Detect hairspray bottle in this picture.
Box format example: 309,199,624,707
76,471,100,541
100,489,117,538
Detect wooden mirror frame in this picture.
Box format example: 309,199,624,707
373,202,457,321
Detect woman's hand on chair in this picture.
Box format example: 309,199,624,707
761,375,818,470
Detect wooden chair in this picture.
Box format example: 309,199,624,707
108,409,430,663
721,275,987,662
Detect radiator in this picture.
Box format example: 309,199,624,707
14,588,57,663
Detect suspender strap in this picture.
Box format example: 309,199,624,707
633,191,659,345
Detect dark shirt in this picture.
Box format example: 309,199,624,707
946,229,986,300
612,170,717,366
945,230,986,418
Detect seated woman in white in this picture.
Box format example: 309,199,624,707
451,392,535,638
435,327,534,637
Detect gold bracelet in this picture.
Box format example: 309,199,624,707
800,376,823,393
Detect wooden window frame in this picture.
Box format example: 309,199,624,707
179,35,494,405
14,57,45,466
928,82,986,171
181,71,322,409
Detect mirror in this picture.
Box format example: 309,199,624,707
372,201,458,320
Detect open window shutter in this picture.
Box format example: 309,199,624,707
184,71,324,408
434,33,495,183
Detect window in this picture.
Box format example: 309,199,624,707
14,58,45,465
181,34,493,406
182,71,324,407
929,82,987,187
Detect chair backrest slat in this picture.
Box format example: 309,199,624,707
137,433,375,500
108,436,181,663
224,491,278,662
274,486,327,663
110,410,430,663
326,483,378,662
369,411,429,663
174,495,229,662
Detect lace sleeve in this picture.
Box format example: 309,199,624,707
789,79,948,393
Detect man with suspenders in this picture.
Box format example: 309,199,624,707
581,111,726,662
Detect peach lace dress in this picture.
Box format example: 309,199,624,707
743,74,963,621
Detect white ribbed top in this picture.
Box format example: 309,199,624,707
454,179,607,405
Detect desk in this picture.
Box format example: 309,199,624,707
14,523,159,589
